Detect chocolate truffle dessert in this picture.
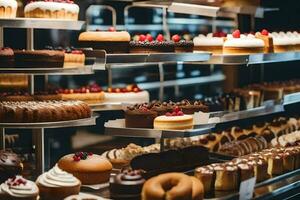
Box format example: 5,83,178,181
125,105,157,128
14,50,65,68
178,99,209,114
0,47,14,68
0,150,23,183
109,169,145,200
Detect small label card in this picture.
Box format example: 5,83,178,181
239,177,256,200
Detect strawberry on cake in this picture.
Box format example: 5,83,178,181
223,30,265,54
154,107,194,130
104,84,149,104
0,0,17,18
24,0,79,20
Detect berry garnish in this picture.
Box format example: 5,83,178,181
146,34,153,42
232,29,241,38
166,107,184,117
156,34,164,42
139,34,146,42
172,34,181,42
261,29,269,36
108,26,116,32
73,152,93,161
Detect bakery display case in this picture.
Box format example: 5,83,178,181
1,0,300,200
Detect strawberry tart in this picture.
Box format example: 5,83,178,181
193,32,226,54
104,84,149,104
24,0,80,20
223,30,265,54
153,107,194,130
0,0,17,18
129,34,175,53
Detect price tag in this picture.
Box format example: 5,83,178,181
239,177,256,200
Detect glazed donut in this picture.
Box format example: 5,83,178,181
142,173,203,200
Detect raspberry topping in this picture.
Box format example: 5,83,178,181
165,106,184,117
73,152,93,161
232,30,241,38
108,26,116,32
7,176,27,187
107,84,142,93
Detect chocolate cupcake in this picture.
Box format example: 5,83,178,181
110,169,145,200
0,150,23,183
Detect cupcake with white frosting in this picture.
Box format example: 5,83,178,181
0,175,39,200
223,30,265,55
36,165,81,200
270,32,295,52
193,32,225,54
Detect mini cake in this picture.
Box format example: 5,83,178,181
261,151,284,176
255,29,274,53
0,47,14,67
24,0,79,20
129,34,175,53
194,166,214,193
60,84,104,104
0,150,23,184
172,34,194,53
36,165,81,200
193,32,225,54
270,32,294,52
0,176,39,200
78,30,131,53
153,107,194,130
223,30,265,54
125,105,157,128
14,50,65,68
57,152,112,185
213,163,238,191
109,169,146,199
104,84,149,104
0,0,17,18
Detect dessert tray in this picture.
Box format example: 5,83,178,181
0,18,85,30
0,114,98,129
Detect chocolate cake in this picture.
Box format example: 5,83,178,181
125,105,157,128
0,150,23,183
129,41,175,53
177,99,209,114
0,47,14,68
14,50,64,68
172,34,194,52
109,169,146,200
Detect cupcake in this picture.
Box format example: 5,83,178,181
36,165,81,200
0,150,23,183
0,176,39,200
58,152,112,185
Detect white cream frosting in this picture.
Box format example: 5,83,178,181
0,0,17,9
25,1,79,13
224,34,264,48
37,164,80,187
286,31,300,45
104,90,149,104
0,176,39,198
193,34,224,46
271,32,294,46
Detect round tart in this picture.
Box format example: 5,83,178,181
57,152,112,185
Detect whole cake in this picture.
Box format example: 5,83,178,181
125,105,157,128
110,169,146,199
104,84,149,104
57,152,112,185
36,165,81,200
0,100,91,123
0,47,14,67
223,30,265,54
0,0,17,18
193,32,226,54
79,29,131,53
0,176,39,200
24,0,80,20
0,150,23,184
14,50,65,68
153,107,194,130
129,34,175,53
